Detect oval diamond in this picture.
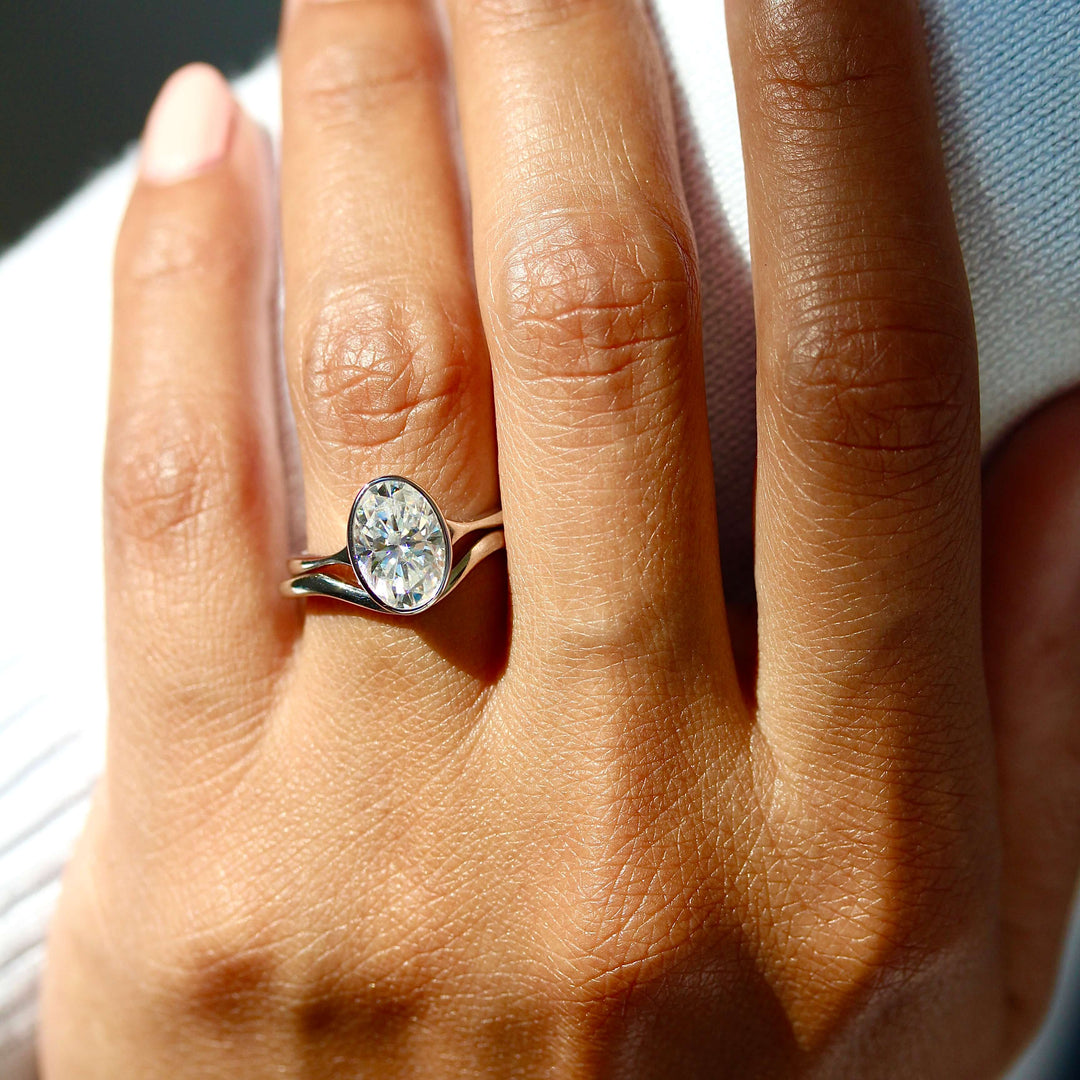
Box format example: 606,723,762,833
348,478,449,612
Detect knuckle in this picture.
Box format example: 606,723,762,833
150,933,283,1028
290,977,425,1053
117,195,256,292
160,951,431,1058
492,206,696,387
543,603,680,676
142,894,437,1047
105,404,250,549
773,299,977,479
290,5,442,123
750,0,911,131
544,613,656,675
297,287,476,453
459,0,600,34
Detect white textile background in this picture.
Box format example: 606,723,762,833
1,1,1078,1075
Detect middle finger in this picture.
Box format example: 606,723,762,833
448,0,735,678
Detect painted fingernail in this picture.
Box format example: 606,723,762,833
140,64,235,184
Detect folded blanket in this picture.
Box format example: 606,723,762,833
1,2,1077,1075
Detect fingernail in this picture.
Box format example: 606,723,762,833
140,64,235,184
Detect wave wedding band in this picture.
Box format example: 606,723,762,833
281,476,504,615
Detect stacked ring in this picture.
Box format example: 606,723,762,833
281,476,504,615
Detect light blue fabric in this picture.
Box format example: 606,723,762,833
930,0,1079,268
924,0,1080,439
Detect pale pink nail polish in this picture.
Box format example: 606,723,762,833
140,64,235,184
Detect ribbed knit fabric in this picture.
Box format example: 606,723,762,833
2,2,1078,1076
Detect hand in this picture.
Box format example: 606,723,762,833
40,1,1080,1076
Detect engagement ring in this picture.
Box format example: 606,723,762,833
281,476,504,614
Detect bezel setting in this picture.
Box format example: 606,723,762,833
282,475,503,615
346,475,451,614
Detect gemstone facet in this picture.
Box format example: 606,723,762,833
348,477,449,612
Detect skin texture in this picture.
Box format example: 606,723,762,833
38,1,1080,1076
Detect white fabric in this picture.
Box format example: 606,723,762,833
2,2,1078,1074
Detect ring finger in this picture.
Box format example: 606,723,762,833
280,0,503,677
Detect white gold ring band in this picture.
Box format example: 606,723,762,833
281,475,503,615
